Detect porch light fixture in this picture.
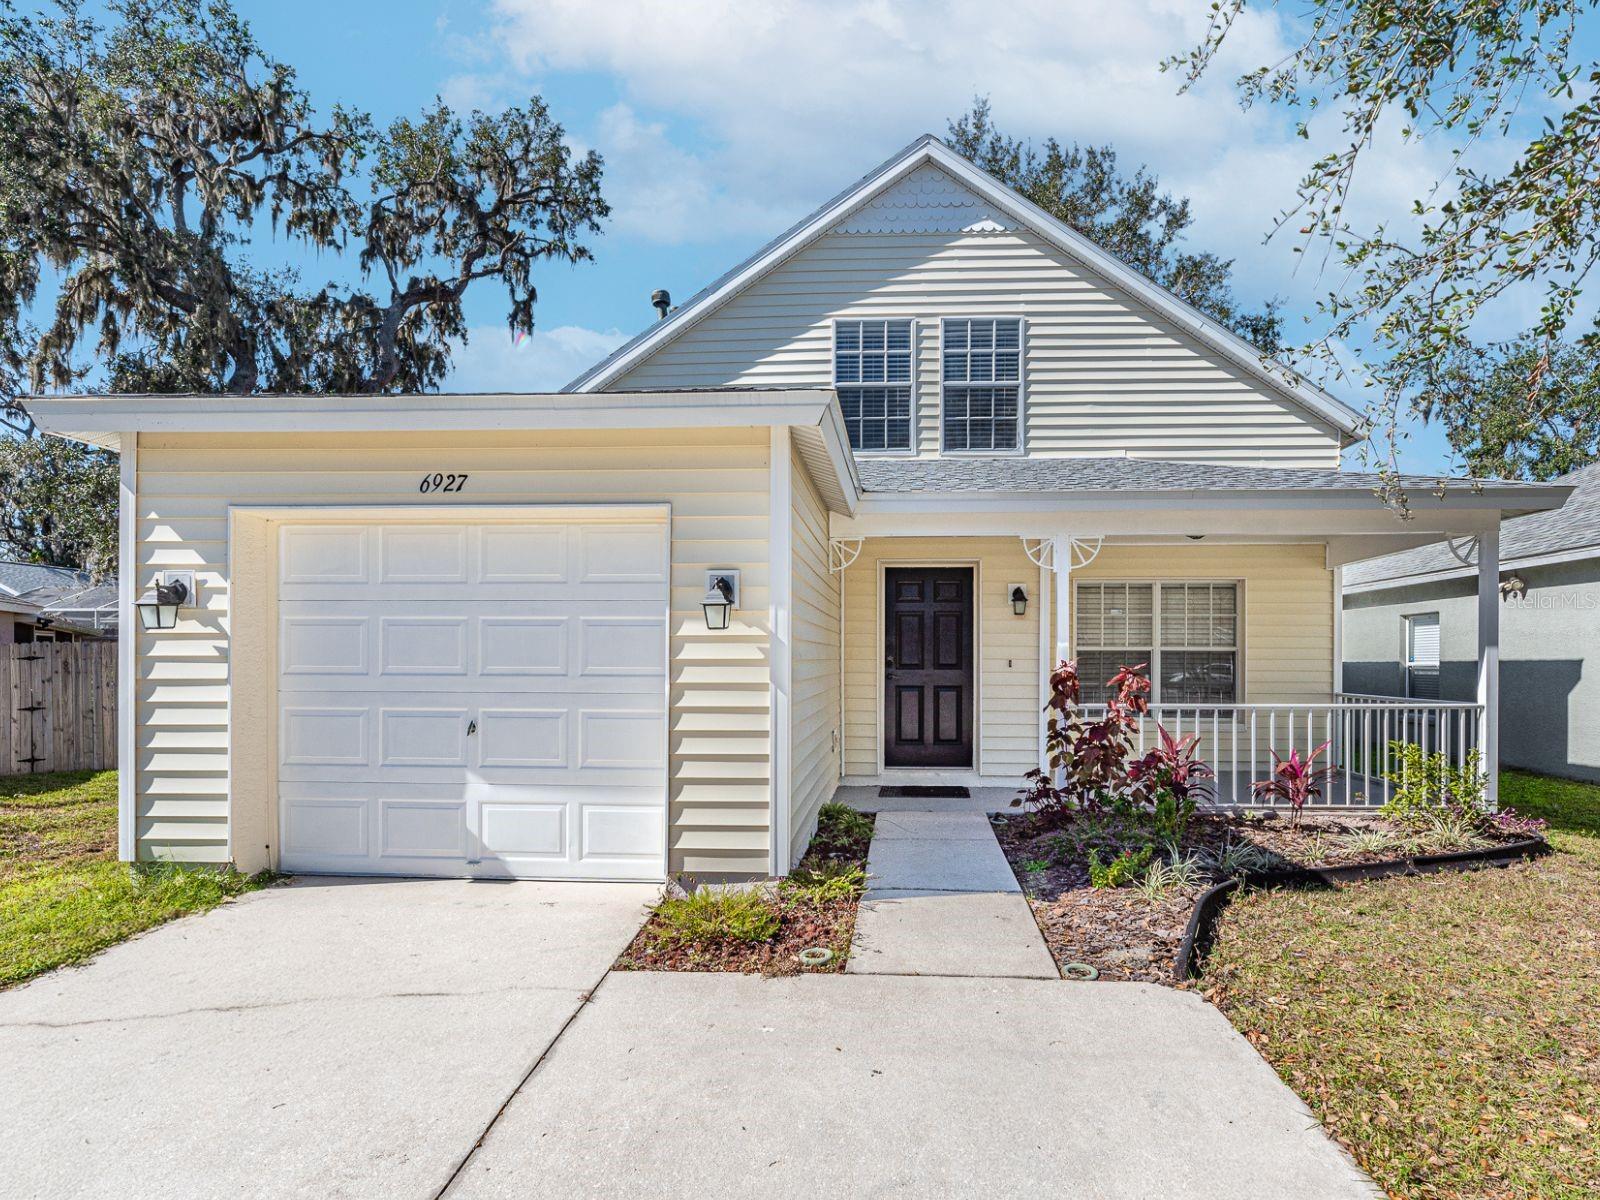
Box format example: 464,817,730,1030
1010,585,1029,616
136,575,190,631
1501,574,1527,602
702,571,740,631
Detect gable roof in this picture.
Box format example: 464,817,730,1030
0,561,90,601
1344,461,1600,589
566,135,1366,441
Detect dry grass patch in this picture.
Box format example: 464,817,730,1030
1205,772,1600,1199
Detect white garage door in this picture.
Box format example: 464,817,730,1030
275,514,669,881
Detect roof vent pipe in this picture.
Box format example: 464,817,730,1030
651,289,672,320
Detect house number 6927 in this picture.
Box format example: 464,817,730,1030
419,472,468,494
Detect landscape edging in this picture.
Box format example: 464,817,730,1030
1174,836,1551,982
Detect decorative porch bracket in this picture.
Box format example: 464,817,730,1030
1024,535,1105,775
827,537,864,575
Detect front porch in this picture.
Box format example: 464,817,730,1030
821,471,1522,819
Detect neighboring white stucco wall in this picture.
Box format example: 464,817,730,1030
1344,558,1600,782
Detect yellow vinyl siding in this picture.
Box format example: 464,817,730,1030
1072,543,1334,705
788,446,841,862
840,537,1041,780
1072,544,1335,773
131,428,773,874
609,229,1342,468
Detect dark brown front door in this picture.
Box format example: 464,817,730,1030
883,567,974,768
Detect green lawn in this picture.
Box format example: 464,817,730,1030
0,770,268,988
1206,771,1600,1200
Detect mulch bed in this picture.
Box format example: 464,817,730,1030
993,808,1528,986
616,812,874,976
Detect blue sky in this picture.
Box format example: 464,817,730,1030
53,0,1567,473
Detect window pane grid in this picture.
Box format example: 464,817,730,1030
835,319,913,451
942,318,1021,451
1077,581,1238,704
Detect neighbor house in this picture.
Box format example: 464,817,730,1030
1344,461,1600,783
0,561,117,643
27,136,1569,882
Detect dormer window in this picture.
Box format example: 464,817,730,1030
834,319,913,452
942,317,1022,452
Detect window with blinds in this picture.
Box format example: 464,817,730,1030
834,319,913,452
1405,612,1440,699
1075,581,1239,704
941,317,1022,451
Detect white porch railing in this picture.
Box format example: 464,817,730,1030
1078,695,1486,809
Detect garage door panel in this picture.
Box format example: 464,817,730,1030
379,708,470,767
280,525,370,585
480,617,568,676
281,707,369,767
379,799,467,859
378,526,469,583
480,524,568,583
477,708,567,768
280,616,369,676
276,516,669,881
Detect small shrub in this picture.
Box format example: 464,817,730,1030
1251,742,1332,822
1201,838,1275,877
1382,745,1487,826
781,862,866,905
809,803,874,859
1021,857,1051,873
1335,828,1405,857
1088,845,1153,888
1407,807,1492,854
648,885,780,946
1136,857,1176,900
1162,847,1207,889
1490,806,1550,838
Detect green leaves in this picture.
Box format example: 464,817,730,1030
0,0,605,401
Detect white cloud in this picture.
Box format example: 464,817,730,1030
482,0,1309,242
443,324,628,393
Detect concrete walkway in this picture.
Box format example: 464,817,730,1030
847,809,1059,979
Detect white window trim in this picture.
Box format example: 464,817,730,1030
1074,579,1244,705
938,315,1027,457
1404,611,1441,699
831,316,919,458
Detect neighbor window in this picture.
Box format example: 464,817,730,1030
942,317,1022,451
1075,581,1239,704
834,319,913,452
1405,612,1440,699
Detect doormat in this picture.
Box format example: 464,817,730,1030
877,786,970,799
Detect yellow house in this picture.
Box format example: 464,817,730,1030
28,136,1569,882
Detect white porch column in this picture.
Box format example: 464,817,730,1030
1476,524,1500,810
1053,536,1072,669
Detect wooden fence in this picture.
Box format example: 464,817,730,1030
0,641,118,775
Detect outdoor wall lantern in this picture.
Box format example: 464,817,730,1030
1010,584,1029,616
137,572,192,631
702,570,740,630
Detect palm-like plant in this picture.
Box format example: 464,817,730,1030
1251,742,1332,824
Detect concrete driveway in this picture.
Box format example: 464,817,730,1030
445,973,1377,1200
1,879,1376,1200
0,876,654,1200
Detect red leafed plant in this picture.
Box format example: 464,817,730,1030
1251,742,1332,823
1129,723,1215,808
1021,659,1154,813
